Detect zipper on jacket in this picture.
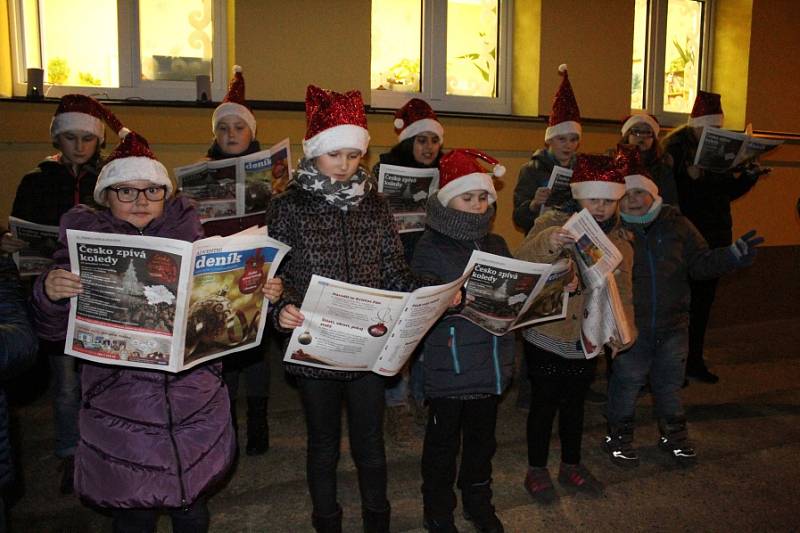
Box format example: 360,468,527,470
449,326,462,374
491,335,502,395
164,375,188,510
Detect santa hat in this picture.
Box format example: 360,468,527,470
569,154,625,201
545,64,582,142
212,65,257,136
688,90,723,128
614,144,660,201
621,111,660,137
436,148,505,206
50,94,124,141
94,130,172,206
303,85,370,159
393,98,444,143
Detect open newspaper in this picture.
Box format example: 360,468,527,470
694,125,782,172
8,216,60,277
377,164,439,233
457,251,571,335
175,138,292,222
65,228,289,372
539,165,573,215
283,274,466,376
563,209,633,358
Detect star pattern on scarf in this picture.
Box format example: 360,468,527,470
310,179,325,191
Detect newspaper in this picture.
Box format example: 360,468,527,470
562,209,623,290
8,216,60,277
64,228,289,372
539,165,573,215
693,125,782,172
283,274,466,376
457,251,570,335
377,164,440,233
175,138,292,222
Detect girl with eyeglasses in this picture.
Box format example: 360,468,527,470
619,112,679,207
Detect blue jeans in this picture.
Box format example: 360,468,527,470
47,345,80,458
607,328,688,425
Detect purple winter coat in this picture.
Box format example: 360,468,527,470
32,196,235,509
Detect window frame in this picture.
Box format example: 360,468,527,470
7,0,228,102
636,0,714,125
371,0,513,115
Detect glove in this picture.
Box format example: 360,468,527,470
729,229,764,266
740,163,771,181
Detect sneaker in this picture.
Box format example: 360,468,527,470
686,366,719,384
385,405,416,447
59,456,75,495
658,435,698,467
558,463,604,497
603,426,640,468
423,515,459,533
523,467,557,505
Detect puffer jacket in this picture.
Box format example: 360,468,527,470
31,197,234,509
411,228,515,398
514,209,637,348
512,149,563,233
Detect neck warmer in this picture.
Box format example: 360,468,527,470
206,140,262,160
293,157,373,211
621,197,663,226
425,195,494,241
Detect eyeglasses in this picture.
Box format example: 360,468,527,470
629,129,654,138
108,186,167,203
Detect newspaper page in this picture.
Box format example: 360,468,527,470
64,229,289,372
8,216,60,276
176,138,293,222
457,251,570,335
540,166,573,215
694,126,782,172
579,272,633,359
562,209,623,290
377,164,440,233
283,274,465,376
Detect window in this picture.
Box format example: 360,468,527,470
8,0,227,101
631,0,713,124
371,0,512,114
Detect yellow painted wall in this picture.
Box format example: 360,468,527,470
0,0,12,97
512,0,541,116
711,0,753,130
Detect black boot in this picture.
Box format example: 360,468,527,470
312,505,343,533
658,416,697,467
245,396,269,456
461,480,504,533
603,419,640,468
362,503,390,533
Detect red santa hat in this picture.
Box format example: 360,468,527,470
50,94,124,142
614,144,660,201
302,85,370,159
212,65,257,136
621,111,660,137
436,148,505,207
94,130,172,206
688,90,723,128
545,64,582,142
393,98,444,143
569,154,625,201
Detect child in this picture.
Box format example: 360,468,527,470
410,149,513,533
32,128,280,532
515,154,636,504
513,64,582,234
606,149,762,467
372,98,445,443
618,112,678,206
266,85,423,533
202,65,271,456
1,94,120,494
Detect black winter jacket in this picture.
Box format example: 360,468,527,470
512,149,558,234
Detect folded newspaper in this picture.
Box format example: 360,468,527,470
563,209,633,358
283,274,466,376
175,138,291,222
8,216,60,277
377,164,440,233
457,251,570,335
540,165,573,215
693,125,782,172
65,227,289,372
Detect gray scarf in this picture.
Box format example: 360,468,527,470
293,157,374,211
425,195,495,241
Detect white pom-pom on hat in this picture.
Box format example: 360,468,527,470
394,118,405,129
118,127,131,140
233,64,242,73
559,63,568,73
493,164,506,177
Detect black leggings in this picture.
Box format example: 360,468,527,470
111,499,209,533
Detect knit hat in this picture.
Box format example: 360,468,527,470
621,111,660,137
94,130,172,206
688,90,723,128
545,64,582,142
569,154,625,200
614,144,660,201
436,148,505,206
50,94,123,141
393,98,444,142
212,65,257,136
303,85,370,159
